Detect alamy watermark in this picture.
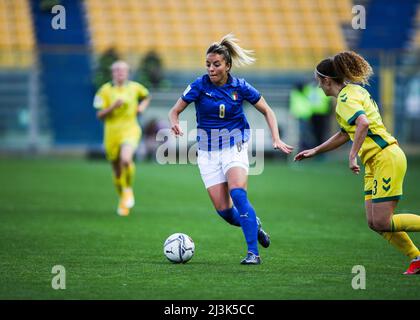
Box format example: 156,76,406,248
352,5,366,30
351,265,366,290
51,265,66,290
155,121,266,175
51,5,66,30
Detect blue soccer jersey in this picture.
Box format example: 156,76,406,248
181,74,261,151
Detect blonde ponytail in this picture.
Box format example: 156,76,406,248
207,33,255,69
219,33,255,67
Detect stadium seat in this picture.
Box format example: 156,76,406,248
0,0,34,68
85,0,352,71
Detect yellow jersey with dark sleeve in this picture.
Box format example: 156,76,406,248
335,84,397,164
93,81,149,136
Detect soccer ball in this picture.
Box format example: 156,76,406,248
163,233,195,263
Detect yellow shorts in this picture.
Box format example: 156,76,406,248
364,143,407,203
104,126,141,161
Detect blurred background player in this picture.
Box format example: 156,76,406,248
289,81,332,152
295,51,420,275
94,60,151,216
306,81,332,148
289,82,313,151
168,34,293,264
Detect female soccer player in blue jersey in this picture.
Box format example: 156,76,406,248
168,34,293,264
295,51,420,275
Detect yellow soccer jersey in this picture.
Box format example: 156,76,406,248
93,81,149,134
336,84,397,164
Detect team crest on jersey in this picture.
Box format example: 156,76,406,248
231,91,238,101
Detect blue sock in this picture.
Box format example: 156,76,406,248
217,207,241,226
229,188,259,255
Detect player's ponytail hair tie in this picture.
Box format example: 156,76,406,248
207,33,255,69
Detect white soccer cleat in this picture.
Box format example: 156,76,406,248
117,198,130,216
123,188,135,209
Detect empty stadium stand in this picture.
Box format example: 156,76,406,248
0,0,34,67
84,0,353,70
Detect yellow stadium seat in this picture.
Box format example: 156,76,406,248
85,0,352,70
0,0,34,67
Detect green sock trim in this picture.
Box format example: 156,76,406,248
372,195,401,203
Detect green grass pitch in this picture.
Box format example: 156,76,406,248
0,157,419,299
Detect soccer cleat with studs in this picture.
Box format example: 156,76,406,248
256,217,270,248
403,257,420,275
240,252,261,265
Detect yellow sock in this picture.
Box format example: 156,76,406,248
392,214,420,232
119,169,128,190
381,232,420,259
124,163,136,188
114,167,128,195
113,175,123,197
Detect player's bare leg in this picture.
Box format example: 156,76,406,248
207,182,232,212
371,200,397,232
226,167,248,191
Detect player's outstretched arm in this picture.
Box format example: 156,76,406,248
168,98,189,136
294,131,350,161
253,96,294,154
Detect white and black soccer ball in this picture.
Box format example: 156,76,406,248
163,233,195,263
